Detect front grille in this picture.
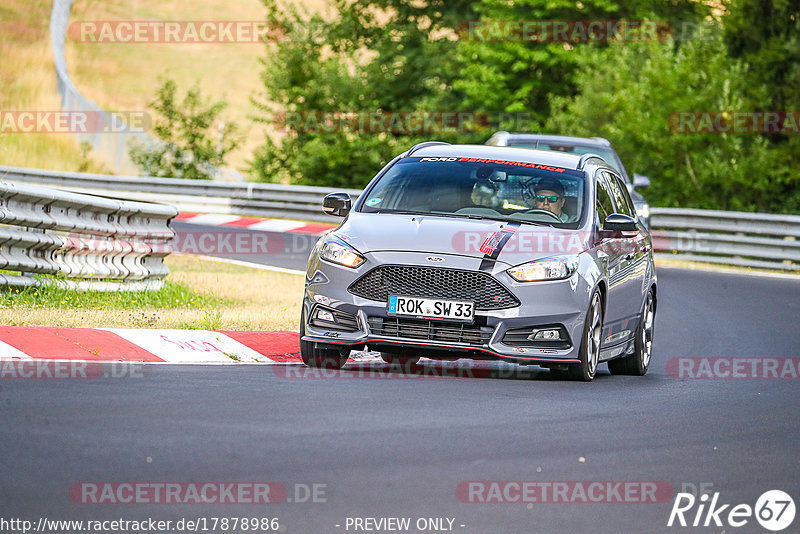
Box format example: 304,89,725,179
368,317,493,346
349,266,519,310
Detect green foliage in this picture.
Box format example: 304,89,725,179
131,79,240,180
454,0,707,125
546,23,799,213
724,0,800,111
250,0,481,187
0,280,219,310
252,0,798,212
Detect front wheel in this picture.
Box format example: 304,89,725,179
299,309,350,369
608,289,654,376
552,289,603,381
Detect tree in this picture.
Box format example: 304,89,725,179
453,0,708,127
724,0,800,112
546,25,796,213
250,0,482,187
722,0,800,211
131,80,240,180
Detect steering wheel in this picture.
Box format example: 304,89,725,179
522,209,562,221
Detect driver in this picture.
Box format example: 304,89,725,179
533,178,569,222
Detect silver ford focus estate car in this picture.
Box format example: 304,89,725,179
301,142,656,381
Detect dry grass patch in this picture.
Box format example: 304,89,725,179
2,0,329,173
166,254,304,330
0,0,110,172
65,0,328,173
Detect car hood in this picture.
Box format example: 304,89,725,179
333,212,589,265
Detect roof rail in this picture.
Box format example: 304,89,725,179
485,131,510,146
589,137,611,146
406,141,451,156
577,153,608,169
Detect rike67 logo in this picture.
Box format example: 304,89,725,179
668,490,795,531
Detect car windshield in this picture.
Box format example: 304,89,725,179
359,156,586,228
508,142,626,178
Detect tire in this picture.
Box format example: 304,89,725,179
552,289,603,381
380,353,420,369
608,289,655,376
299,309,350,369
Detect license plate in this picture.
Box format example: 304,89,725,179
387,296,474,322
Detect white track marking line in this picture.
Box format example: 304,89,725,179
181,214,243,226
246,219,306,232
655,262,800,281
0,340,33,359
104,329,279,364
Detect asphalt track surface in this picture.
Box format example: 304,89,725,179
170,221,324,271
2,242,800,532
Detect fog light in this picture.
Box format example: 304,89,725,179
530,329,561,341
316,309,335,322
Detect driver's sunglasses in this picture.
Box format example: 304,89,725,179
535,194,560,203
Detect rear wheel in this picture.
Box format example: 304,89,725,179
608,289,654,376
551,289,603,381
299,309,350,369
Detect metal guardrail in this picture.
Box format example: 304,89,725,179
651,208,800,271
0,166,362,223
2,166,798,272
0,180,177,290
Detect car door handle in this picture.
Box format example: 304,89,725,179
625,253,635,261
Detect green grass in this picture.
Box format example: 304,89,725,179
0,279,221,311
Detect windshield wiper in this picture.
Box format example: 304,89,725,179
455,214,556,228
368,210,556,227
370,209,446,217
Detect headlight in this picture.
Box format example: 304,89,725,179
507,255,579,282
319,237,366,268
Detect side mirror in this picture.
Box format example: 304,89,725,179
633,174,651,189
603,213,638,233
322,192,352,217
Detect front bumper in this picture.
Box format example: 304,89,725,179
302,332,581,365
303,252,594,366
